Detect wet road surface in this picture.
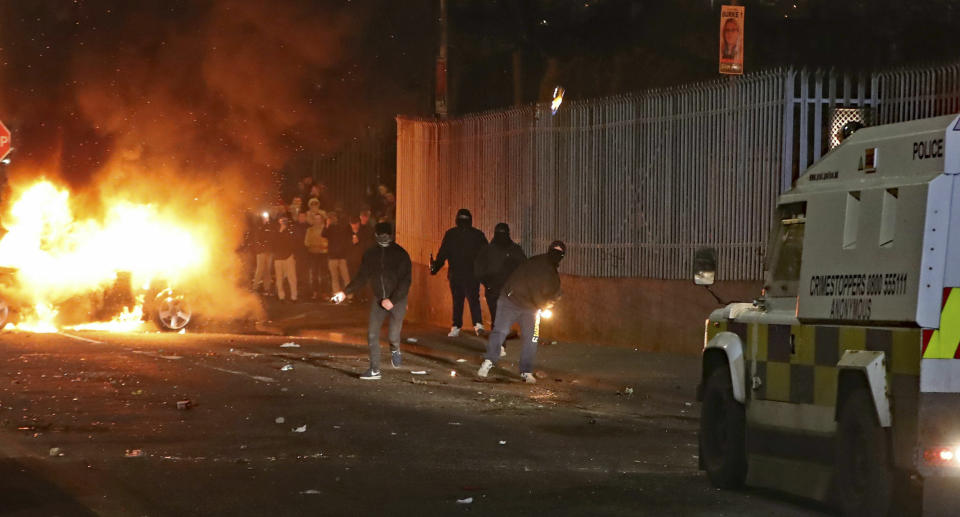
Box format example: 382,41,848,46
0,327,829,516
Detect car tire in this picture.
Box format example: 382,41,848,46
836,388,891,516
153,290,192,331
699,366,747,488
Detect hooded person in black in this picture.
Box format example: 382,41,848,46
333,222,412,380
474,223,526,331
477,240,566,384
430,208,488,337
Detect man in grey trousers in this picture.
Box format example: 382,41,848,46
333,222,411,380
477,240,566,384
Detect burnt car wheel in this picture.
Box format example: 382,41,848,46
153,290,192,331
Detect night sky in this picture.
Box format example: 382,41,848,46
0,0,956,189
0,0,432,190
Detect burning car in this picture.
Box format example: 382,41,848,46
0,268,192,331
0,180,211,333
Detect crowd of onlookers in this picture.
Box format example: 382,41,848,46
241,176,397,303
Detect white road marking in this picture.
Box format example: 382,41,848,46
57,332,104,344
206,365,276,383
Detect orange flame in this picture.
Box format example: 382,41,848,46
0,180,211,331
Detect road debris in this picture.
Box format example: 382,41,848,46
275,417,285,424
49,447,62,457
405,337,418,344
498,440,507,445
450,371,457,377
125,449,144,458
176,400,192,410
456,358,466,363
410,370,427,375
292,425,307,433
624,387,634,395
448,422,461,426
456,497,474,504
280,342,301,348
281,364,294,372
300,489,321,495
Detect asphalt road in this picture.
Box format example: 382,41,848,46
0,322,830,516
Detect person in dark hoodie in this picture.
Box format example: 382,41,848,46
477,240,566,384
272,215,299,303
430,208,488,337
332,222,412,381
474,222,526,355
322,212,353,297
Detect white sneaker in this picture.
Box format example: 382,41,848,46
477,359,493,378
520,372,537,384
448,326,461,337
474,323,485,336
499,345,507,358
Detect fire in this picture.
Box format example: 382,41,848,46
0,180,211,332
66,298,146,332
7,303,60,333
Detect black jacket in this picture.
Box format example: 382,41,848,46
322,223,353,259
252,222,273,254
474,241,526,291
292,222,309,256
344,243,412,301
349,226,373,265
435,226,487,282
502,253,562,310
271,225,298,260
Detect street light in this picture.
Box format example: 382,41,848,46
551,86,565,115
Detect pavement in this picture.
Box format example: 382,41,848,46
0,294,830,516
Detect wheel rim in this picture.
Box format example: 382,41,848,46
157,295,191,330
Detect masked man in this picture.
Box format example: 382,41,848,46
477,240,566,384
431,208,487,337
333,222,411,381
474,222,526,356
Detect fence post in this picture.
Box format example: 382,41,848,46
780,68,796,193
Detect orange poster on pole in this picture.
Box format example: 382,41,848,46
719,5,744,75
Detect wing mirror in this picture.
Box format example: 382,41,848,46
694,248,717,286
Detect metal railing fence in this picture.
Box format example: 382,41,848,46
397,62,960,280
306,127,396,213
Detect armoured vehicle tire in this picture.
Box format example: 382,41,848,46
699,367,747,488
836,388,891,516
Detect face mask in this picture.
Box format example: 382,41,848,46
375,234,392,247
547,248,564,266
492,231,511,247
